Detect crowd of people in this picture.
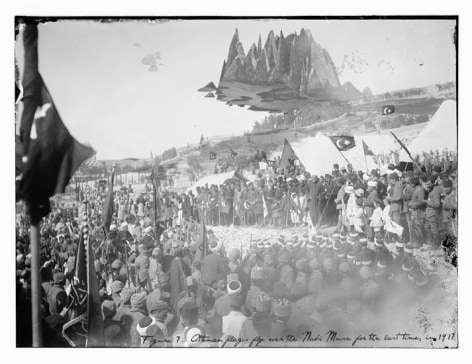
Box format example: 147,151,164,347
16,150,457,347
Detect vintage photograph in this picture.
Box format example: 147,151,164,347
14,17,458,348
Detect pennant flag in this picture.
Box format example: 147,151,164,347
102,169,115,233
230,149,238,159
381,105,395,115
390,131,417,166
63,208,104,347
209,151,217,160
362,139,374,156
16,23,94,224
329,136,356,151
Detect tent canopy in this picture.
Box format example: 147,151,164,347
358,134,399,155
400,100,457,160
186,170,247,194
280,135,369,176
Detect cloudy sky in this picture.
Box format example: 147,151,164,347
15,18,456,159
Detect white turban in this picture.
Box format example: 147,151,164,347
367,180,378,188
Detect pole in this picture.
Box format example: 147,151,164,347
390,131,421,170
30,223,43,347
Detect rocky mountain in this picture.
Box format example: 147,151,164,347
342,81,363,100
220,28,361,102
362,86,373,98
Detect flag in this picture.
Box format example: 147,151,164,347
390,131,416,165
209,151,217,160
230,149,237,159
385,217,404,236
362,139,374,156
63,211,104,347
381,105,395,115
329,136,356,151
102,169,115,233
16,23,94,224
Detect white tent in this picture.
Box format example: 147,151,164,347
400,100,457,160
358,134,400,155
342,134,401,172
186,170,247,194
280,135,368,176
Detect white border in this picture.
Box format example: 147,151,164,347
1,1,470,363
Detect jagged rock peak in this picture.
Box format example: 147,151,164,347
236,42,245,58
226,29,240,65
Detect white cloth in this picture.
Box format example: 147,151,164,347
222,311,247,338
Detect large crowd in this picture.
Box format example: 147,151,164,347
16,152,457,347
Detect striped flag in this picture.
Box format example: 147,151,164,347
63,204,104,347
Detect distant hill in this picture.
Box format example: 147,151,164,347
362,86,373,98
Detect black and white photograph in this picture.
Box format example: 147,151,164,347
9,7,464,354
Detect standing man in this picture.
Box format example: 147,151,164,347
402,174,415,244
442,179,457,237
409,176,426,248
386,172,403,226
423,176,442,251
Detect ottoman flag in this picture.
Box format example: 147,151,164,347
381,105,395,115
329,135,356,151
16,22,94,224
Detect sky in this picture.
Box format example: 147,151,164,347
15,18,456,160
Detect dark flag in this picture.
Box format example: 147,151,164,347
209,151,217,160
102,168,115,233
362,139,374,156
381,105,395,115
63,209,104,347
230,149,237,159
329,136,356,151
16,23,94,224
390,132,419,169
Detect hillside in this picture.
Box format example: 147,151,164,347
180,89,455,172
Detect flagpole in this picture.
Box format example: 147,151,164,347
30,223,43,347
390,131,421,170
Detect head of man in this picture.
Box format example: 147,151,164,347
150,300,168,322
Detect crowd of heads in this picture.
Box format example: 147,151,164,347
16,147,457,347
